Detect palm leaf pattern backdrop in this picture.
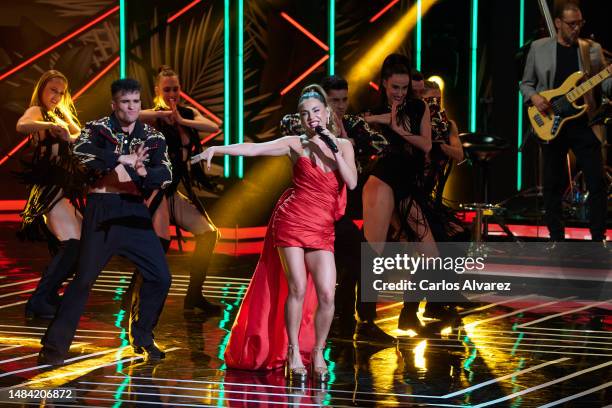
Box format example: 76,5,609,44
0,0,412,201
0,0,118,200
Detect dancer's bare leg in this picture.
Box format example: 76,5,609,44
362,176,394,255
305,249,336,370
146,192,170,240
45,197,82,241
170,191,216,235
278,246,307,370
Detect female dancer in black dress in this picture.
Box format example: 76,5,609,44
422,80,465,241
361,55,434,331
16,70,84,319
138,66,222,313
362,54,432,248
410,80,467,324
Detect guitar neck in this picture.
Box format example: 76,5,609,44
567,69,611,102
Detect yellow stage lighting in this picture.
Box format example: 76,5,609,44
427,75,445,92
347,0,439,96
413,339,428,371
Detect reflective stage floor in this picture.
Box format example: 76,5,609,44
0,217,610,407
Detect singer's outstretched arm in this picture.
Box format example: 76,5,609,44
192,132,357,189
191,136,302,167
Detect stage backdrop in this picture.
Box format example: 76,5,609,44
0,0,608,226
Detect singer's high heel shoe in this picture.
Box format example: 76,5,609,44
310,346,330,383
285,344,307,383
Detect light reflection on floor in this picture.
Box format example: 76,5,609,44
0,219,610,407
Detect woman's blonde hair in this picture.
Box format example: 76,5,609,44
30,70,79,126
153,65,179,109
297,84,337,136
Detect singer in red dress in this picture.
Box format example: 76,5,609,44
191,85,357,382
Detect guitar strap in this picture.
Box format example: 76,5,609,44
578,38,605,142
578,38,592,76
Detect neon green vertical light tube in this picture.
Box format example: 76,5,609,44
119,0,126,78
517,0,525,190
469,0,478,132
224,0,230,178
415,0,422,71
237,0,244,178
328,0,335,75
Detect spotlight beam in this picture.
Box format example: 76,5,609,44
347,0,438,102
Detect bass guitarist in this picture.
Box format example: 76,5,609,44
520,0,611,246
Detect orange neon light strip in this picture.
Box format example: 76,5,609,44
167,0,202,23
280,54,329,96
200,129,222,145
0,6,120,82
179,91,222,124
280,12,329,51
369,81,380,91
73,57,120,99
0,138,29,166
369,0,400,23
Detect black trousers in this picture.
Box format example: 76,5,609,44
334,215,376,322
541,123,606,241
41,193,171,357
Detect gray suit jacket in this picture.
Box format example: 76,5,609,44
520,37,611,102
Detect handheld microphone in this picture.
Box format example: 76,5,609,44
314,126,339,153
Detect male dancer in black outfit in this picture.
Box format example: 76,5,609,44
38,78,173,365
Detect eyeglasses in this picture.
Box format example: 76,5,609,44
562,19,585,29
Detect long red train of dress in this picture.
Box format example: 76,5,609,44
224,156,346,370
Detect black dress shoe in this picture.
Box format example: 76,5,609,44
398,304,421,331
354,322,396,345
423,303,460,326
184,296,222,314
38,349,65,366
133,343,166,362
